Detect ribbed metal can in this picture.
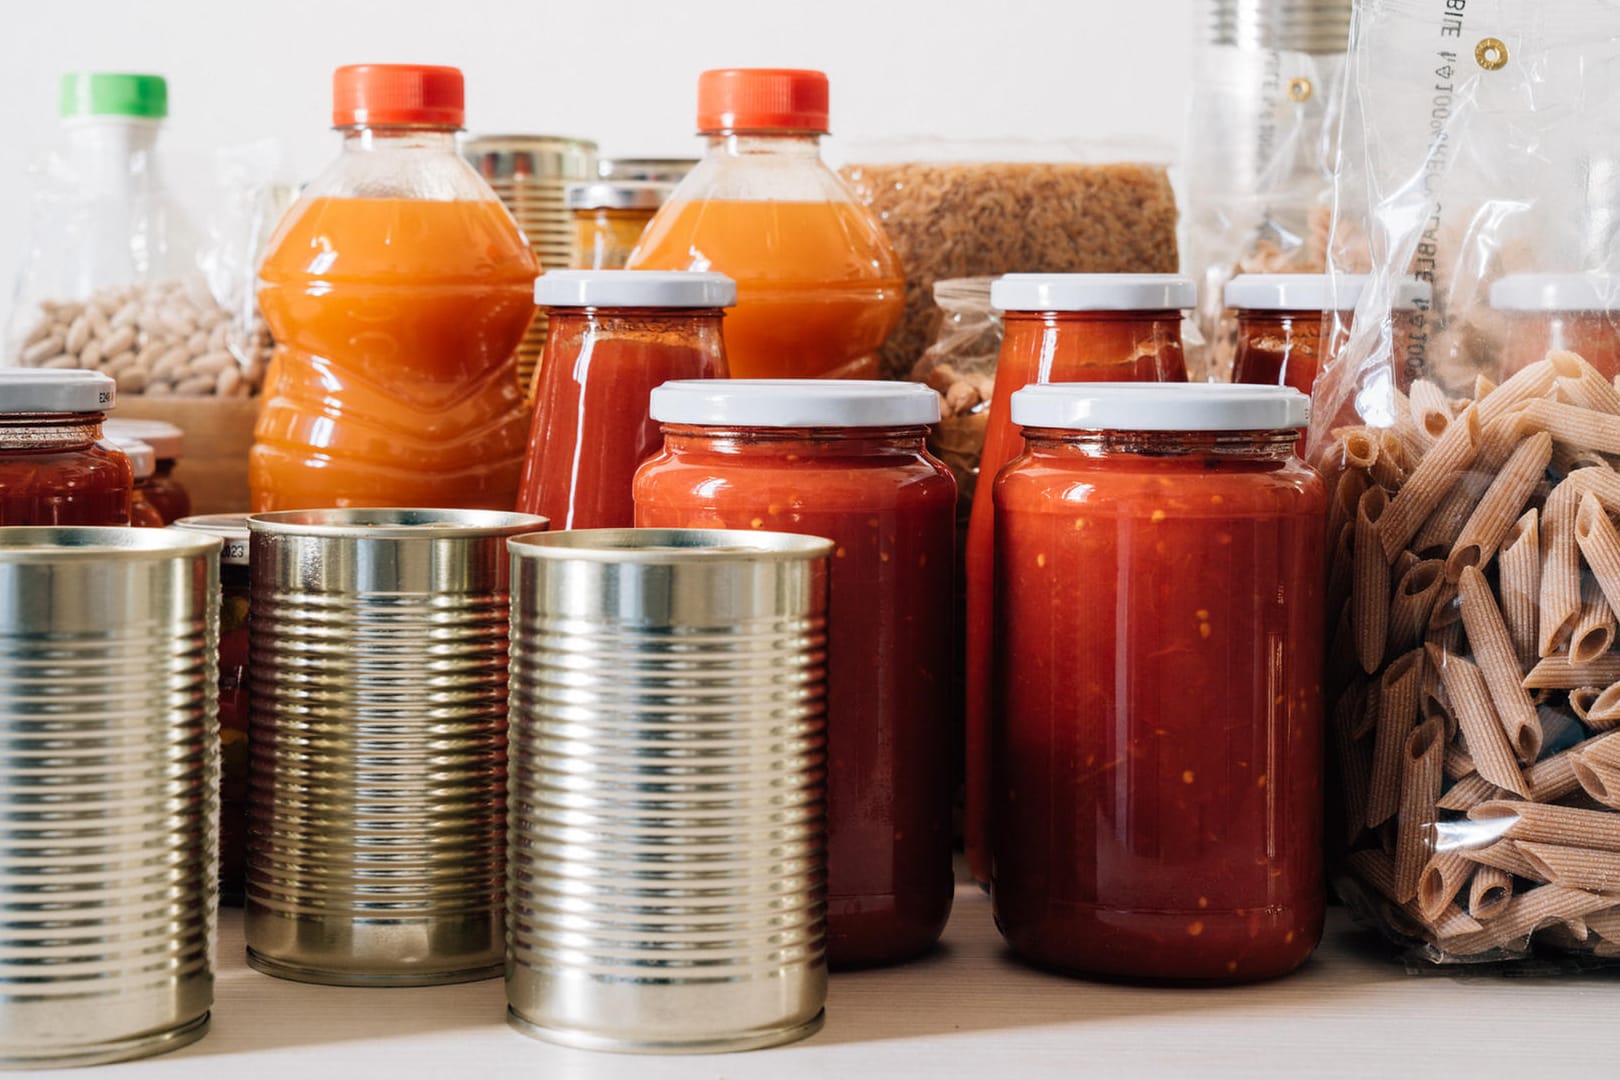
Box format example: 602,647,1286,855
245,508,547,987
0,526,220,1068
506,528,833,1054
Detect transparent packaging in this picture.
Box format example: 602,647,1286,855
1316,0,1620,964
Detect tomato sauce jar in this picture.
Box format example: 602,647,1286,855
634,380,957,968
0,369,130,526
1492,273,1620,378
518,271,734,530
965,273,1194,884
104,418,190,522
991,382,1325,983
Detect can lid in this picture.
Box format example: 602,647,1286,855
1491,273,1620,312
536,270,737,309
248,507,549,540
332,64,464,129
0,526,217,561
59,73,167,119
172,513,251,565
0,369,115,413
105,436,154,480
991,274,1196,313
650,379,941,428
697,69,829,134
565,181,674,211
103,418,182,460
1225,273,1432,312
1010,382,1310,432
509,527,834,564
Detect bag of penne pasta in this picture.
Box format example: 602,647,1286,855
1315,0,1620,963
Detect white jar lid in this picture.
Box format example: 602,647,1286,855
1225,274,1432,311
1010,382,1309,432
990,274,1195,313
105,436,155,479
535,270,737,309
0,369,115,413
104,417,182,459
1491,273,1620,312
650,379,942,428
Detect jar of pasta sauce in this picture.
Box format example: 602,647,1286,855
567,182,673,269
1493,273,1620,378
0,369,130,525
635,380,957,968
518,271,734,530
965,273,1194,885
991,382,1325,983
104,418,190,522
105,437,165,527
172,512,251,904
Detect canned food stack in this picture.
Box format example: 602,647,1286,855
463,135,599,393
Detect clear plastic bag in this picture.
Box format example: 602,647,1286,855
1317,0,1620,964
911,277,999,522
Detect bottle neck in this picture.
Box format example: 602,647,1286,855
702,133,823,160
340,127,460,154
0,413,105,452
662,424,930,458
1022,428,1300,462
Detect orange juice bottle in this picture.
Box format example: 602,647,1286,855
627,69,903,380
251,64,536,512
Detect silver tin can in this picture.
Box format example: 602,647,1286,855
0,526,220,1069
245,508,547,986
506,528,832,1054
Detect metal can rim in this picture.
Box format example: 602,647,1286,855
248,508,549,539
508,527,834,563
0,525,220,561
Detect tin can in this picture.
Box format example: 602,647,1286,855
506,528,832,1053
0,526,220,1068
245,508,547,986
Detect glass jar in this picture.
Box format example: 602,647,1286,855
0,369,131,525
964,273,1194,884
627,69,903,379
107,437,164,527
567,182,673,269
172,513,251,904
1492,273,1620,378
991,383,1325,983
634,381,957,969
104,417,188,521
517,272,734,529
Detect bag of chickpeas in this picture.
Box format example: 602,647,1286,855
1315,0,1620,963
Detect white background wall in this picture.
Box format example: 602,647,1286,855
0,0,1197,329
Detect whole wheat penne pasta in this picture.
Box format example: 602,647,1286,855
1477,358,1557,424
1523,653,1620,689
1381,404,1483,562
1454,838,1546,881
1513,398,1620,455
1467,865,1515,921
1444,745,1476,781
1418,849,1475,920
1437,773,1512,811
1470,800,1620,852
1388,559,1446,658
1457,566,1542,762
1527,742,1595,802
1326,601,1358,691
1347,849,1483,940
1327,521,1355,625
1354,486,1390,672
1393,548,1420,584
1446,432,1552,581
1409,379,1452,444
1571,577,1618,665
1392,399,1429,464
1477,415,1535,472
1411,476,1490,556
1584,906,1620,941
1549,440,1611,478
1571,685,1605,722
1338,426,1379,469
1570,755,1620,810
1575,491,1620,624
1475,373,1498,402
1567,461,1620,512
1551,351,1620,414
1538,478,1584,656
1498,508,1540,671
1394,718,1445,901
1576,730,1620,770
1367,651,1424,828
1372,429,1407,490
1328,468,1369,551
1332,684,1373,843
1515,841,1620,894
1429,645,1529,796
1439,885,1610,956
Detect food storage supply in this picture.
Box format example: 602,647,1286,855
990,383,1324,982
506,528,831,1051
0,369,130,525
964,273,1195,884
839,142,1179,377
636,382,956,968
464,134,598,392
627,68,903,380
567,182,673,269
245,508,546,986
104,417,188,520
252,65,537,512
518,271,734,530
0,526,219,1067
1492,274,1620,379
172,512,251,904
106,436,164,526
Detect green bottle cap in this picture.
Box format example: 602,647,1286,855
58,73,168,119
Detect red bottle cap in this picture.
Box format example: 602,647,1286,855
696,69,829,135
332,64,464,128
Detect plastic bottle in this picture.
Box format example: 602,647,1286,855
627,69,903,380
251,65,537,511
